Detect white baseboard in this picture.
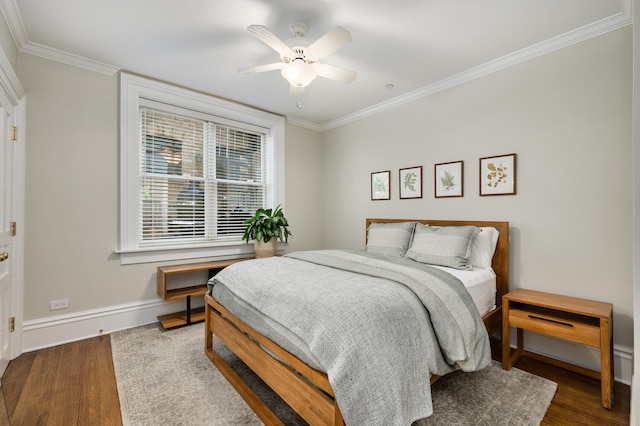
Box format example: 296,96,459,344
22,296,204,352
507,330,633,385
21,302,633,385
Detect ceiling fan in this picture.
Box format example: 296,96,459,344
238,22,357,92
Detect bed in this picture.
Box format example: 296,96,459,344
204,218,509,426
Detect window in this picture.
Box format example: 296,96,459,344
119,73,285,264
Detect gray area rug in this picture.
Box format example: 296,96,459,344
111,322,557,425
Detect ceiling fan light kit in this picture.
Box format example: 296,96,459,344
239,21,357,106
281,59,317,88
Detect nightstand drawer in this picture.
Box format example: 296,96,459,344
509,306,601,347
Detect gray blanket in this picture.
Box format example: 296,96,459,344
208,250,491,426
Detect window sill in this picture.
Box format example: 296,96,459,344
116,242,256,265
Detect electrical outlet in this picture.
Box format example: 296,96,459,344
49,298,69,311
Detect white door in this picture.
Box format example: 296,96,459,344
0,104,13,376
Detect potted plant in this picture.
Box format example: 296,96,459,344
242,205,292,258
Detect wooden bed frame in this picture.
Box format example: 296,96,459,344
205,219,509,426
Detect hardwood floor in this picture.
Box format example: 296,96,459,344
515,356,630,425
0,334,630,425
2,335,122,426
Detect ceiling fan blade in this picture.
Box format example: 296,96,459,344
237,62,285,74
312,63,357,84
247,25,293,58
308,27,352,60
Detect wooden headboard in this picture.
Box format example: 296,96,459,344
365,218,509,335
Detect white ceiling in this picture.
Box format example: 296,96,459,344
4,0,631,129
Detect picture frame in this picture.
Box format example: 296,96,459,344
399,166,422,199
371,170,391,200
434,161,464,198
479,153,516,196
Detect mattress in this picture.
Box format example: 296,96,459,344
430,265,496,316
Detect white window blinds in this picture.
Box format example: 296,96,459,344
139,105,266,246
119,73,284,264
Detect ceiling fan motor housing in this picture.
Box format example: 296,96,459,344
283,47,311,63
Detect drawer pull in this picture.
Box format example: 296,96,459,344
528,314,573,327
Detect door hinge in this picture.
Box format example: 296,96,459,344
9,317,14,333
10,222,16,236
10,126,17,141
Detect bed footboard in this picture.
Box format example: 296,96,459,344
205,294,345,426
206,293,501,426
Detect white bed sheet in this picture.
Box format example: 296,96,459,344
430,265,497,316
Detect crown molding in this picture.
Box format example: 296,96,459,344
319,0,632,132
286,115,324,132
0,0,119,76
0,0,27,48
20,42,120,76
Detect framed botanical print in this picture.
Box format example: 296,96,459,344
399,166,422,199
479,153,516,196
434,161,463,198
371,170,391,200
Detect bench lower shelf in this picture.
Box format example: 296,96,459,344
158,306,205,329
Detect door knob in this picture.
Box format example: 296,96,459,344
0,252,8,261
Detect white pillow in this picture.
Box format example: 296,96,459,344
468,227,499,270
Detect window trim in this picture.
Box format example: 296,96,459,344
118,73,285,265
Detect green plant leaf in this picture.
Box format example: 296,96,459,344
241,204,292,244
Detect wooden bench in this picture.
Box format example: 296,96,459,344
157,259,250,329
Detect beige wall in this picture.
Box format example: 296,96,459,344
20,54,150,319
321,27,633,347
18,53,324,320
284,123,325,252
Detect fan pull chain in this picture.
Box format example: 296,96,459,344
296,89,302,109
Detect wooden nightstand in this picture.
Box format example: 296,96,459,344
502,288,613,409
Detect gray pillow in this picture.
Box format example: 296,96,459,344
405,224,480,270
366,222,416,256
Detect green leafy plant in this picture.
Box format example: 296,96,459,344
242,205,292,243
